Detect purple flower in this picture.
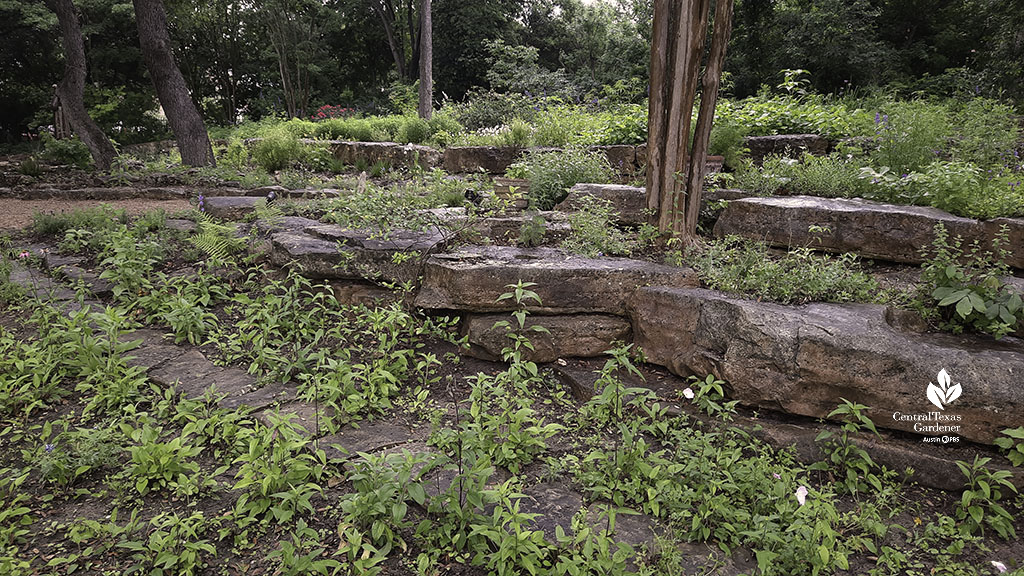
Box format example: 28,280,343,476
44,443,55,453
197,194,206,212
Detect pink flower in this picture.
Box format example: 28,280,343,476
18,251,30,259
772,473,781,479
682,388,694,400
991,561,1007,573
795,486,809,506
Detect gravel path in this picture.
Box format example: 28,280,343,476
0,198,192,232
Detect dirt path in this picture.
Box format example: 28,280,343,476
0,198,192,231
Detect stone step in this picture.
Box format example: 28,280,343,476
415,245,699,316
630,286,1024,444
713,195,1024,269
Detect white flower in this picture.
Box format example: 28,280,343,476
682,388,694,400
795,486,809,506
991,561,1007,573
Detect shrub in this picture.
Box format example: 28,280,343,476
398,116,431,144
598,104,647,145
31,205,128,238
532,104,604,147
950,98,1022,167
253,130,304,172
40,133,92,168
709,121,749,171
518,148,613,210
870,100,950,174
446,89,533,130
733,153,871,198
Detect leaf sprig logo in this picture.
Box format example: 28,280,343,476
926,369,961,410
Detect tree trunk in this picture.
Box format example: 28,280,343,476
645,0,734,242
418,0,432,119
46,0,117,170
133,0,215,167
373,0,406,79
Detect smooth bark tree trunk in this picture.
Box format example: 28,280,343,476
418,0,432,119
646,0,734,242
133,0,215,167
46,0,117,170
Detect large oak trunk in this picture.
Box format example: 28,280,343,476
133,0,215,167
46,0,117,171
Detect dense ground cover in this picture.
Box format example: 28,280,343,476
1,204,1024,575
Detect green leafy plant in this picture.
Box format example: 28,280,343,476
917,223,1023,338
118,512,215,576
993,427,1024,467
561,196,633,257
120,422,204,496
518,147,613,210
811,398,886,495
954,456,1018,539
684,236,883,305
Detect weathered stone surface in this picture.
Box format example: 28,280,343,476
464,313,631,363
255,401,333,435
630,286,1024,444
165,218,198,233
744,134,830,163
203,196,261,219
519,483,584,542
269,224,447,283
415,246,699,315
587,145,638,175
218,380,297,411
713,196,1024,267
555,184,755,227
470,213,571,245
320,422,422,459
331,141,441,170
330,281,398,306
556,184,648,226
147,349,224,396
442,146,524,174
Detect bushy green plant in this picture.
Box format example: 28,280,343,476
561,196,632,257
708,120,749,170
716,94,860,139
870,100,950,174
532,104,605,147
683,236,883,304
598,104,647,145
397,116,431,144
17,156,42,177
253,129,305,172
950,98,1021,167
994,427,1024,467
39,133,92,168
519,147,613,210
954,456,1018,539
32,205,129,238
916,223,1023,338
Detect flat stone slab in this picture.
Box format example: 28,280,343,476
217,380,298,411
464,313,631,363
714,195,1024,269
320,421,422,459
442,146,524,174
254,400,333,436
202,196,261,220
331,141,442,170
555,184,650,226
468,213,571,245
519,483,585,542
269,224,447,283
415,246,699,315
630,286,1024,444
147,349,225,397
